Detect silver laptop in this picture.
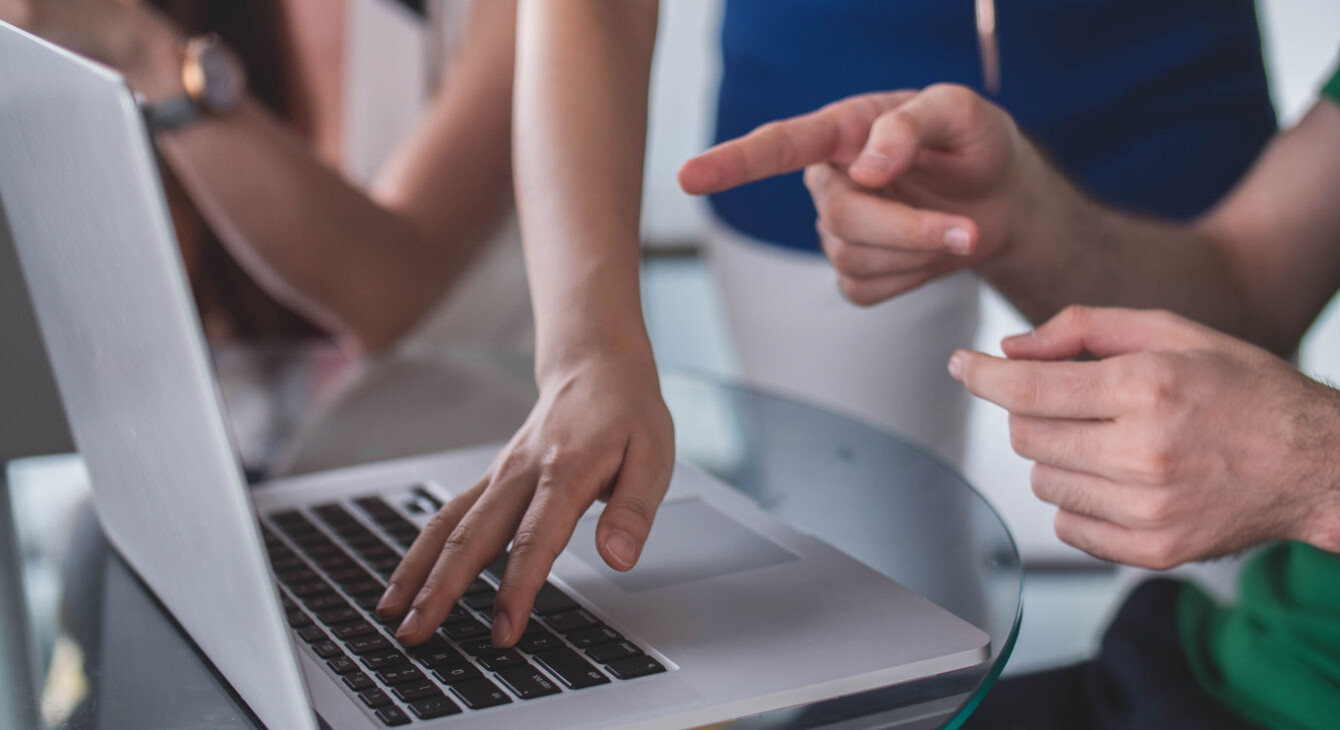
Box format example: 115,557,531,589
0,23,989,730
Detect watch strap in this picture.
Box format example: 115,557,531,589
144,93,203,133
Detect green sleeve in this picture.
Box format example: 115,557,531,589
1325,61,1340,105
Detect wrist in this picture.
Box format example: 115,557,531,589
534,323,656,391
120,20,187,104
1292,385,1340,553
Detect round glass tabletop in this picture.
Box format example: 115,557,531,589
9,343,1021,729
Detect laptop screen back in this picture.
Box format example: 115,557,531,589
0,23,316,730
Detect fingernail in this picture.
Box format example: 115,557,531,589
944,226,972,255
395,609,421,641
1002,331,1036,347
852,150,892,177
491,611,512,647
376,582,403,616
605,530,639,570
947,351,966,380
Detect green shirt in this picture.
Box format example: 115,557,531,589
1174,65,1340,730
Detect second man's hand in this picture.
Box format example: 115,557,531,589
374,353,675,648
679,84,1035,306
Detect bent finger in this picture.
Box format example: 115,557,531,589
378,476,487,619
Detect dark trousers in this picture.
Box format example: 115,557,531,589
963,579,1260,730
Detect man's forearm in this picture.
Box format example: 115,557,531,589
513,0,660,380
979,142,1260,347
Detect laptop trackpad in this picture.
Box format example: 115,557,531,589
569,498,799,593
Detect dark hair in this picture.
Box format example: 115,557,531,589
150,0,321,341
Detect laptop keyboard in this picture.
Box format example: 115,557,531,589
263,493,666,725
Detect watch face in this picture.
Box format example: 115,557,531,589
187,40,244,112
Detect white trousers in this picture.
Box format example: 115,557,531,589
705,222,981,468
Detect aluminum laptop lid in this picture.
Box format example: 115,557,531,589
0,22,317,730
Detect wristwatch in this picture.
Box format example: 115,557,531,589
144,34,245,132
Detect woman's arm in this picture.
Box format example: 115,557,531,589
157,0,519,351
372,0,677,648
7,0,518,351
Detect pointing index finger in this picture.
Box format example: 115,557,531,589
678,91,913,195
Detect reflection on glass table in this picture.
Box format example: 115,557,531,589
8,344,1020,729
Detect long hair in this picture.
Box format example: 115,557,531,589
151,0,321,341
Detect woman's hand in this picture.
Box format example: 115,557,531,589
377,352,675,647
681,84,1037,306
3,0,185,101
951,306,1340,568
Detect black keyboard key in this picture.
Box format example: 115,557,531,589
346,635,392,656
311,641,342,659
568,625,623,649
494,665,561,700
297,626,326,643
352,593,383,610
327,656,359,675
286,610,313,628
586,641,643,664
457,639,496,657
291,580,335,599
373,706,410,726
358,688,392,708
361,650,410,671
375,665,425,686
369,557,401,575
313,503,358,525
414,647,467,669
517,630,565,655
313,554,357,572
391,679,443,702
278,568,318,585
271,556,306,574
343,672,375,692
544,608,601,634
354,496,398,520
448,677,512,709
328,567,374,585
533,647,611,690
440,604,474,625
359,544,398,561
304,594,347,612
442,619,490,642
531,584,579,616
317,607,362,626
476,649,526,672
464,579,493,596
408,695,461,720
605,654,666,680
484,553,509,581
462,591,495,612
331,621,376,641
344,579,386,596
432,663,482,684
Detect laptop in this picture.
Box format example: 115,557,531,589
0,22,990,730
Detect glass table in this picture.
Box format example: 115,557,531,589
5,343,1021,729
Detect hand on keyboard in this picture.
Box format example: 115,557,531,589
375,356,675,648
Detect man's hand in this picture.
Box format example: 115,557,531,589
376,354,675,648
680,84,1035,305
950,306,1340,568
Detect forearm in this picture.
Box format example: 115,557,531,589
980,143,1261,346
152,8,514,351
513,0,659,381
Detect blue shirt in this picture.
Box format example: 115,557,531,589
709,0,1276,251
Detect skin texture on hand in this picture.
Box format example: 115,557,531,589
376,353,675,648
950,306,1340,568
679,84,1031,305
